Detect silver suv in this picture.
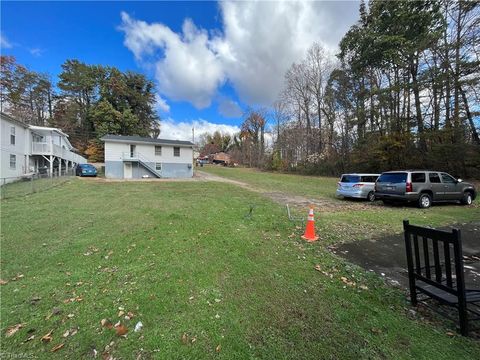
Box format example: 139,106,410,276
375,170,477,208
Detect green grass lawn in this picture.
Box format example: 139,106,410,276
200,166,340,200
1,176,72,200
1,178,479,359
200,166,480,244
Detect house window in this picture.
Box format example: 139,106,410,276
10,126,15,145
10,154,16,169
174,147,180,157
155,146,162,156
155,163,162,171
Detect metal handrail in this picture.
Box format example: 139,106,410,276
122,152,161,177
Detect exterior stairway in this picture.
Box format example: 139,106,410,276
122,152,161,178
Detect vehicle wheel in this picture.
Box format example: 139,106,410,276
461,192,473,205
367,191,375,202
418,193,432,209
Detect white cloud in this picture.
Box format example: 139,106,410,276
155,94,170,113
120,12,225,109
120,1,359,107
217,97,243,118
29,48,44,57
159,118,240,141
1,33,12,49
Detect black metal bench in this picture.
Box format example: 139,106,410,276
403,220,480,336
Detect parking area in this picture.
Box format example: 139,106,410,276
336,221,480,289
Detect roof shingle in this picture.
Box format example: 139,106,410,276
101,135,194,147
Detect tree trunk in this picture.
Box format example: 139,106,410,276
453,1,462,143
410,56,427,153
460,86,480,145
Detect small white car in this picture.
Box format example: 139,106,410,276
336,173,380,202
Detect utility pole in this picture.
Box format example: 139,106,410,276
192,126,195,174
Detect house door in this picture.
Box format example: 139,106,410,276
130,145,136,158
124,163,133,179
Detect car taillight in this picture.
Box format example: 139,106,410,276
353,184,364,188
406,182,413,192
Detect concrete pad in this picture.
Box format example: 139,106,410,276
336,221,480,289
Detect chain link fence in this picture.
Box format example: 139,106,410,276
1,169,75,200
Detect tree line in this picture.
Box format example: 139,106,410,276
0,57,160,161
204,1,479,178
216,0,478,178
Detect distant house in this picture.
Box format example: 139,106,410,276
0,112,87,183
101,135,194,179
210,152,231,165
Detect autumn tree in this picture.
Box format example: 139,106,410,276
0,56,54,125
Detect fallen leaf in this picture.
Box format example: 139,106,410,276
115,323,128,336
46,307,62,320
446,331,456,337
67,313,75,319
6,323,25,337
30,296,42,305
101,319,113,329
63,296,82,304
41,330,53,342
62,330,70,338
102,352,113,360
340,277,356,286
127,311,134,319
314,264,322,272
134,322,143,332
51,343,64,352
359,285,369,290
23,335,35,343
0,279,8,285
216,344,221,352
12,274,24,281
118,310,125,317
181,333,188,344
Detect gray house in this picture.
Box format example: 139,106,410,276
102,135,194,179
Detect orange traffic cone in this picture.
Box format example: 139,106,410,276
301,207,319,242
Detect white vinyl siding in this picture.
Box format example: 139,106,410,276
104,141,193,163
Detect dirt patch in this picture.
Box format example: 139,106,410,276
196,170,376,212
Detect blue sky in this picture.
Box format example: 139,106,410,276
1,1,359,140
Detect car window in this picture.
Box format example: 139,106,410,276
360,176,377,182
411,173,426,183
429,173,441,183
340,175,360,183
441,173,456,184
377,173,407,183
